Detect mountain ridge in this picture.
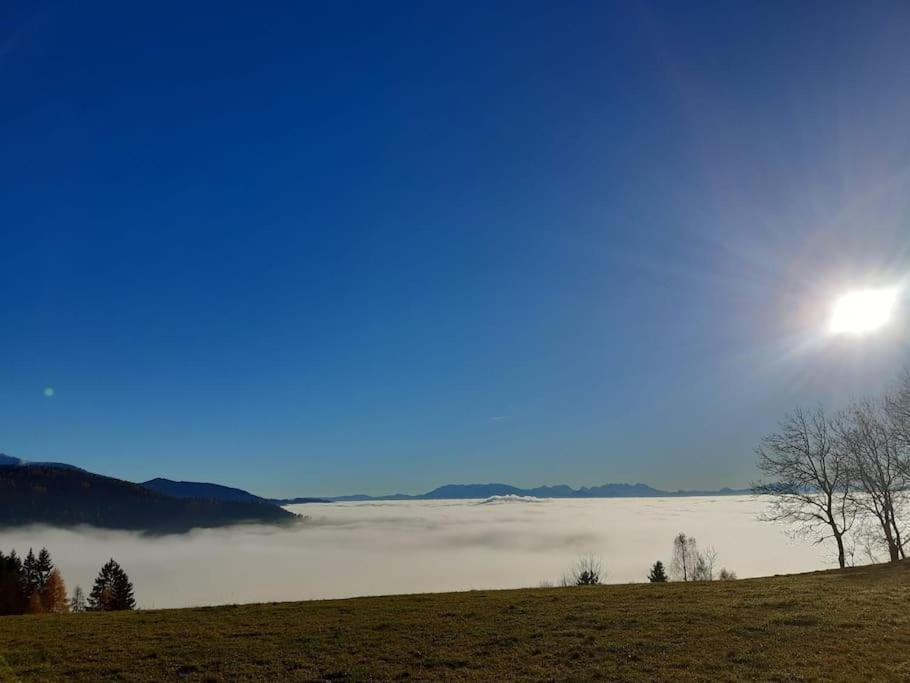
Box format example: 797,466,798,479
0,462,298,533
0,452,85,471
311,482,752,501
2,453,751,506
142,477,272,504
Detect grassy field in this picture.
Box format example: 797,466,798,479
1,561,909,681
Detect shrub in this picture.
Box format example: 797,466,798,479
562,555,604,586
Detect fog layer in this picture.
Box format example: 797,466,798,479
3,496,828,609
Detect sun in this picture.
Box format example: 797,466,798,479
828,287,900,336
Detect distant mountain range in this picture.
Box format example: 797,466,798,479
133,479,751,505
1,451,751,534
315,482,751,501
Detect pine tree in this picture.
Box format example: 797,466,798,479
0,551,27,615
36,548,54,587
648,560,668,583
88,559,136,611
88,559,116,611
111,564,136,610
21,547,55,609
22,548,40,598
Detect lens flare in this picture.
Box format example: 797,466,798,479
828,287,900,335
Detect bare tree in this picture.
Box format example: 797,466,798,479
836,399,909,562
692,546,718,581
70,585,86,613
670,533,721,581
562,554,604,586
754,407,854,568
884,370,910,488
884,370,910,451
670,532,698,581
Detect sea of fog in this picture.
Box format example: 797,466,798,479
2,496,832,609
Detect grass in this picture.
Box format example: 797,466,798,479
2,561,910,681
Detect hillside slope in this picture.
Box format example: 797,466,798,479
0,466,297,533
141,478,270,505
1,561,908,680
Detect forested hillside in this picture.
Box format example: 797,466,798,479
0,466,297,534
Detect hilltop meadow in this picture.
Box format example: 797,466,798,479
1,560,909,681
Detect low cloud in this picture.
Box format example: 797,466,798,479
0,496,829,609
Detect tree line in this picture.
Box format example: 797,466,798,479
551,532,736,587
0,547,135,615
754,370,910,568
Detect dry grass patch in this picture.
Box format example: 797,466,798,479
1,561,909,680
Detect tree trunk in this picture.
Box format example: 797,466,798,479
883,522,900,562
891,520,906,560
834,532,846,569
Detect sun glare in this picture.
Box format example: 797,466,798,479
828,287,900,336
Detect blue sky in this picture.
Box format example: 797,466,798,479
2,1,909,497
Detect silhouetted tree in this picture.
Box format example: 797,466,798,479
754,407,854,568
22,548,40,599
36,548,53,587
21,547,56,612
88,559,135,611
884,369,910,452
0,548,71,615
0,551,26,615
88,560,115,611
648,561,667,582
836,400,909,562
111,564,135,610
718,568,737,580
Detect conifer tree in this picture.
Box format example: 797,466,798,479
22,548,40,598
21,547,55,609
36,548,54,587
0,551,27,615
88,559,136,611
648,560,668,583
111,564,136,611
88,559,116,611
